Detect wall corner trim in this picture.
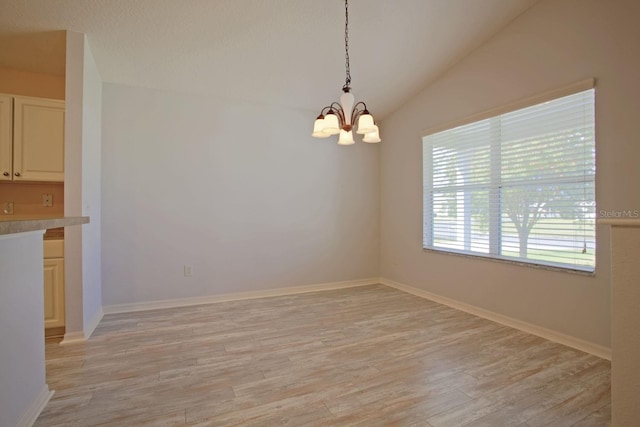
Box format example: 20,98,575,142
60,308,104,345
84,308,104,340
15,385,53,427
103,278,380,315
380,277,611,360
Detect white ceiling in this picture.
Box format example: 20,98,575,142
0,0,538,118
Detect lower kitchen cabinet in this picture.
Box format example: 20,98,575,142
44,239,65,334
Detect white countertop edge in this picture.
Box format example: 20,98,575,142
0,230,45,241
0,217,89,236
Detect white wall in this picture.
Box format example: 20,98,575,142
101,84,379,305
65,31,103,339
0,232,50,427
381,0,640,348
81,36,103,333
64,31,84,335
607,221,640,425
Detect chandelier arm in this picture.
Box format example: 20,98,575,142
351,102,370,126
354,101,368,110
329,102,347,127
352,101,368,114
319,106,334,116
351,109,363,126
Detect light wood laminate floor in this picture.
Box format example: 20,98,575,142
36,285,610,426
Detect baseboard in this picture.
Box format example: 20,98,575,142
44,326,65,338
103,277,380,315
380,278,612,360
60,331,86,345
15,385,53,427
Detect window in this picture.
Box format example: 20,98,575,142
423,87,595,272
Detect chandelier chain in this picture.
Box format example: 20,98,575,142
343,0,351,91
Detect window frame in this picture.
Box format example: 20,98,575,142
422,79,596,274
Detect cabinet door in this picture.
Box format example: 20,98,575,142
44,258,65,328
0,95,11,181
13,96,65,182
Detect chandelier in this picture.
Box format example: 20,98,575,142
311,0,381,145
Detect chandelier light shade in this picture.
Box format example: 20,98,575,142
312,0,381,145
312,117,330,138
322,112,340,135
338,129,355,145
363,125,381,143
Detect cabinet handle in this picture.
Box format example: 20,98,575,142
2,172,8,177
14,172,20,177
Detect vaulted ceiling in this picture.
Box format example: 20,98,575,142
0,0,538,118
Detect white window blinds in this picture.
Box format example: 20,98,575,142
423,88,595,272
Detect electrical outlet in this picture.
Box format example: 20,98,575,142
184,265,192,277
42,194,53,207
3,202,14,215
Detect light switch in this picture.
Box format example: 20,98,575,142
43,194,53,207
184,265,192,277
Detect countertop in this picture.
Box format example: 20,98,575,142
0,217,89,235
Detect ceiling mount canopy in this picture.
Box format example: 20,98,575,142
312,0,381,145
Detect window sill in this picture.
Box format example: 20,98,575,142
422,247,596,276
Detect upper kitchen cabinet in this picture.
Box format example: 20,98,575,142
0,94,65,182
